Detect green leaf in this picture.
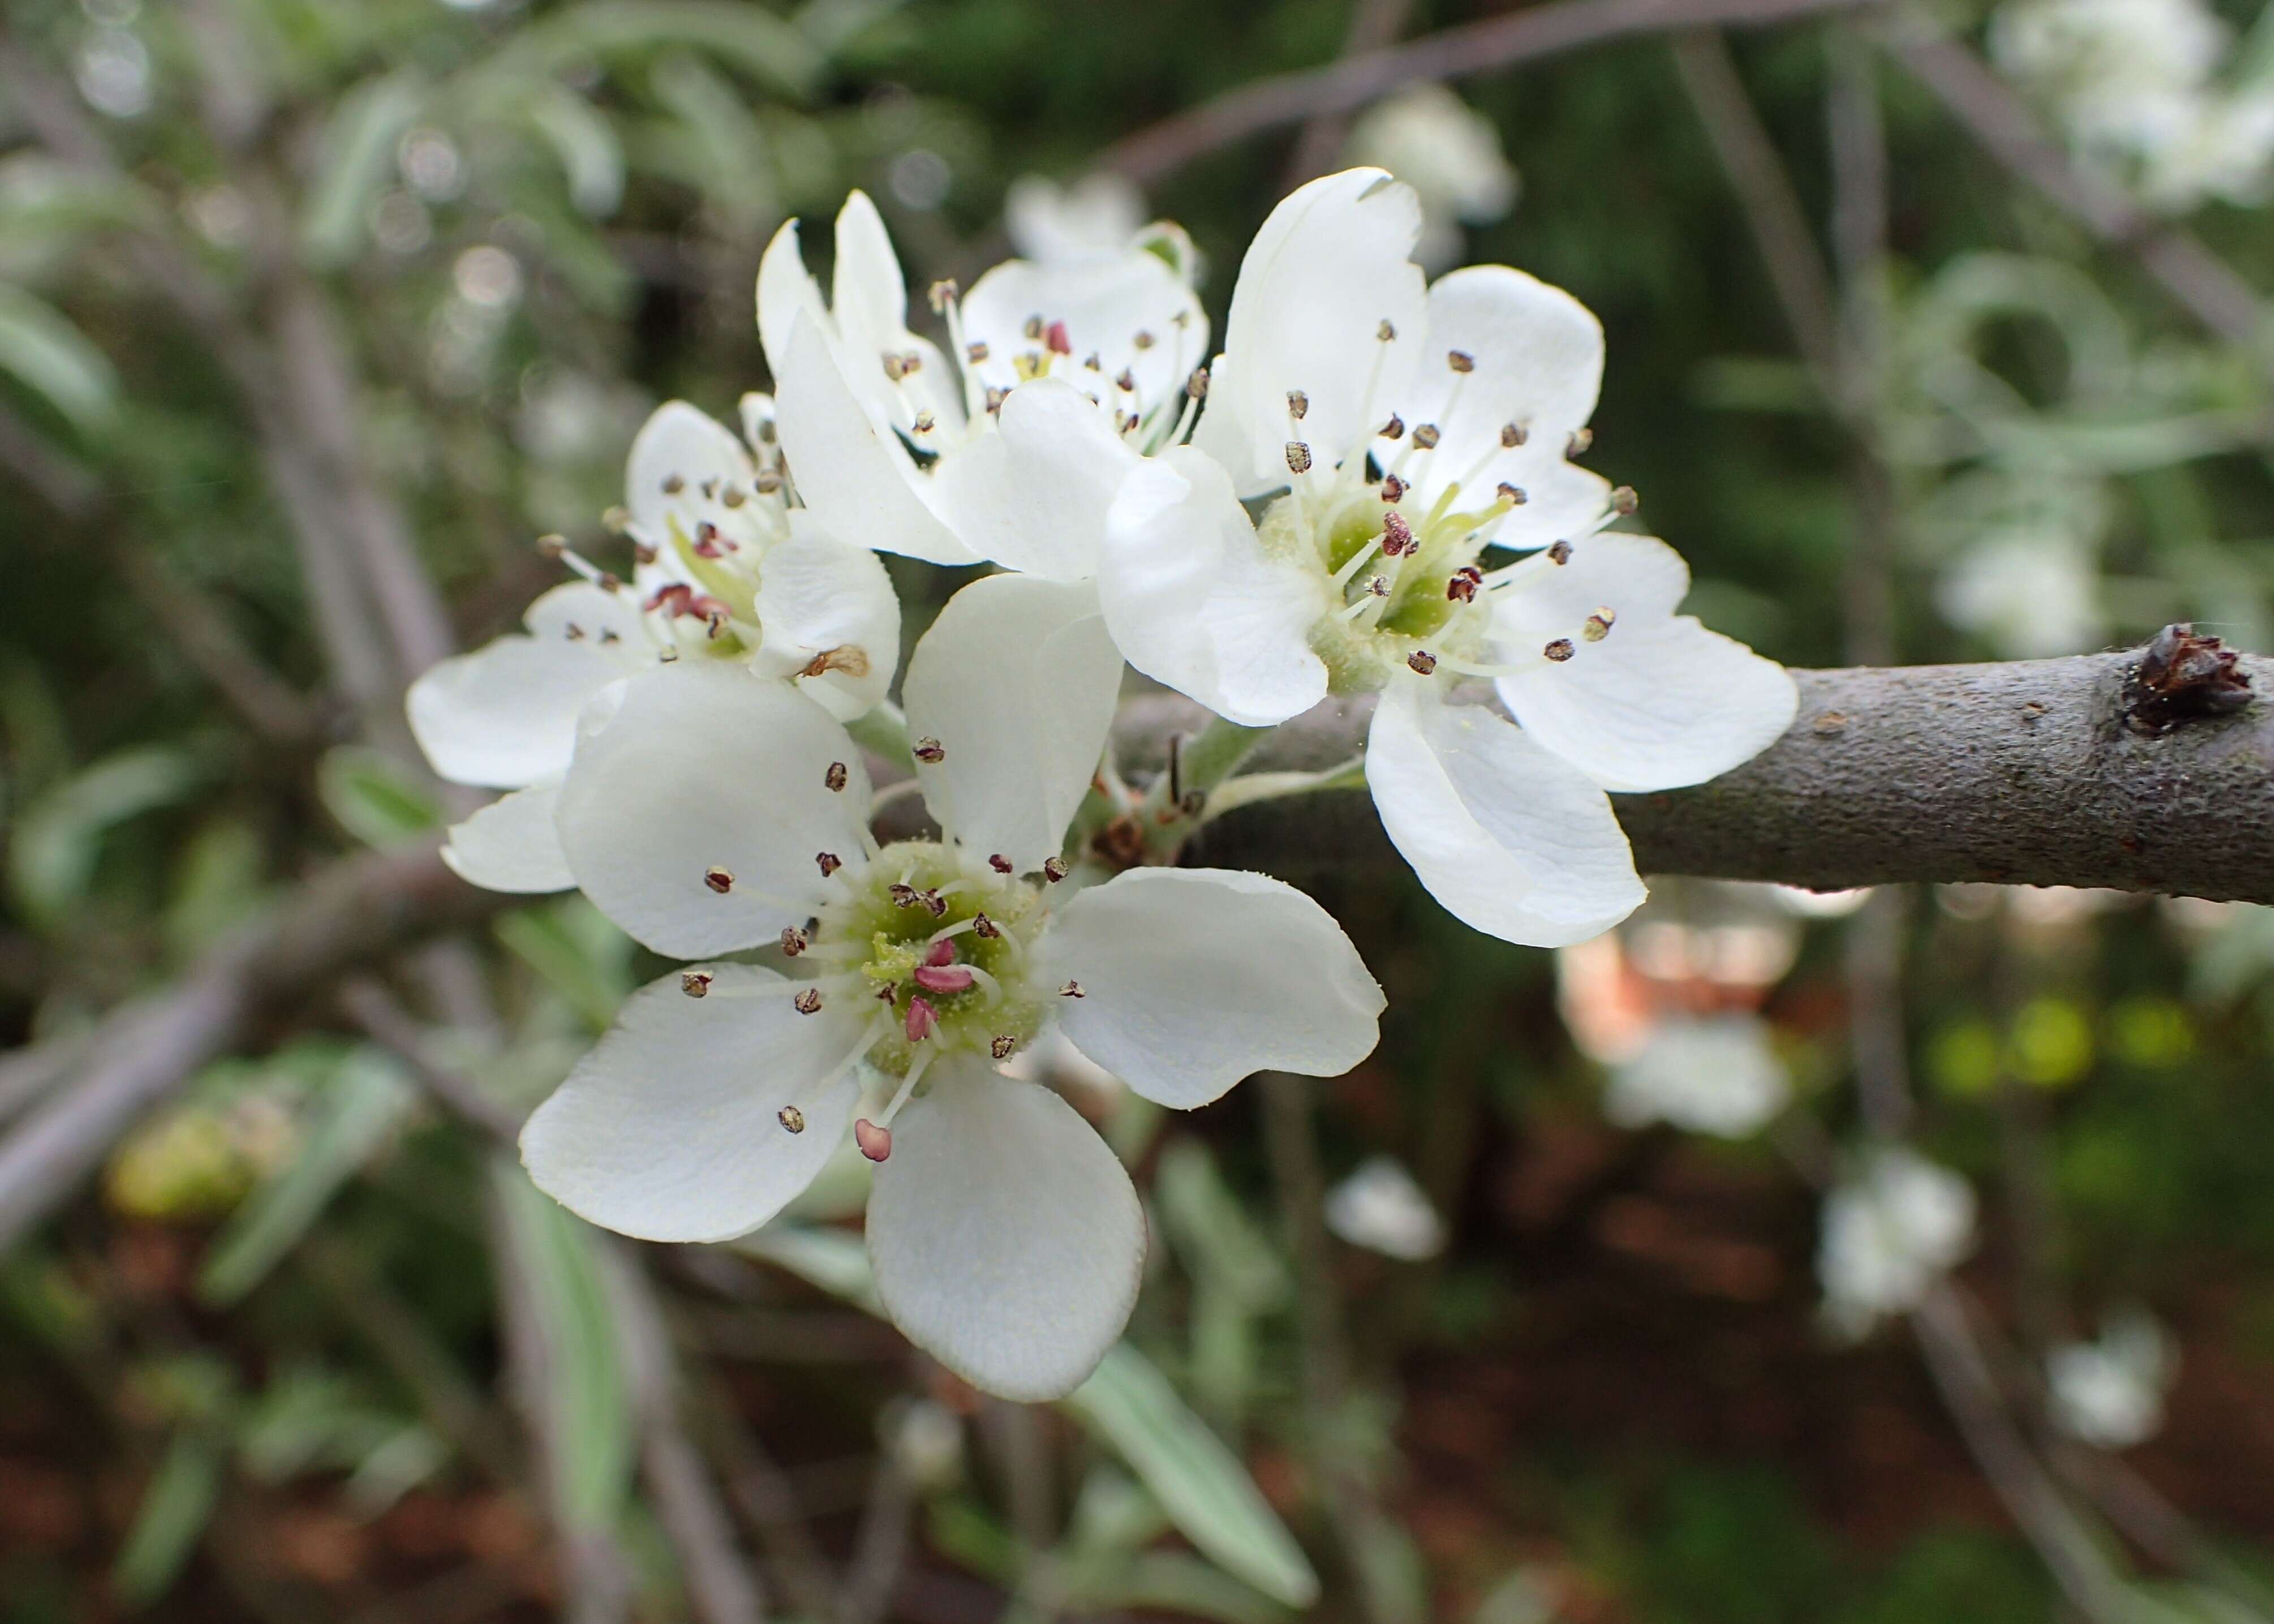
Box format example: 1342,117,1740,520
300,70,428,267
480,1,823,100
1065,1344,1319,1609
196,1049,415,1307
0,283,118,435
1073,1552,1293,1624
493,1163,635,1532
8,745,200,923
495,896,633,1032
111,1430,226,1608
316,745,442,848
524,84,625,217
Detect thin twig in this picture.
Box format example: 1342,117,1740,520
1880,16,2268,350
338,977,530,1145
835,1450,918,1624
1670,30,1844,393
1282,0,1422,188
1099,0,1883,184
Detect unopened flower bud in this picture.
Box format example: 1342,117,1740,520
680,970,713,998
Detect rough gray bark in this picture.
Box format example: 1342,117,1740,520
1130,647,2274,903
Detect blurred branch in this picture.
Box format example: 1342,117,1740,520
1670,31,1843,394
1282,0,1421,189
1879,17,2269,350
1099,0,1882,184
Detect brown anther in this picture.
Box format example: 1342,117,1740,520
1497,483,1528,505
1042,856,1069,883
816,851,842,877
1501,422,1528,448
793,988,823,1016
1059,980,1086,998
1411,423,1441,450
1366,575,1390,598
1378,319,1397,341
825,761,849,792
1568,427,1594,456
1448,349,1475,373
704,866,734,895
1548,539,1573,565
1408,650,1438,674
991,1034,1017,1059
604,505,633,534
780,926,809,956
1287,389,1309,420
1446,568,1481,604
1084,351,1102,371
755,472,784,494
777,1105,806,1133
927,278,958,311
680,970,713,998
1023,314,1044,340
1116,369,1136,393
600,572,622,594
662,474,685,495
989,853,1014,874
536,534,568,560
966,340,990,364
1187,368,1209,399
912,411,935,433
1133,329,1154,350
1610,485,1639,515
801,646,872,680
565,622,586,641
659,647,680,663
1583,607,1616,642
985,386,1008,414
1544,638,1576,662
633,540,659,565
889,883,921,908
971,912,1001,939
1286,441,1313,475
1380,414,1405,440
913,736,945,764
1380,512,1415,556
882,353,907,383
722,485,746,508
922,890,948,917
700,478,717,500
1381,473,1407,503
599,629,620,644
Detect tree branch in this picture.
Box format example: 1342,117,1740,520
1099,0,1882,185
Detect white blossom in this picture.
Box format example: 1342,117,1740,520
1817,1147,1977,1337
522,573,1383,1400
1004,172,1147,264
1342,86,1519,272
1602,1016,1790,1138
1325,1155,1446,1260
1094,169,1794,947
756,191,1206,572
406,399,898,894
2048,1311,2177,1448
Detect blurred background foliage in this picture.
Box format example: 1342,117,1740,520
5,0,2274,1619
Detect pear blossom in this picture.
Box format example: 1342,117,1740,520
1078,169,1794,947
2048,1311,2176,1448
1817,1146,1977,1337
1602,1016,1790,1139
1324,1155,1446,1260
522,572,1385,1400
405,398,898,894
1342,85,1519,272
1004,171,1148,264
756,190,1207,572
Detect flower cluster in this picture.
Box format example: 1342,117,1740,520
407,168,1796,1399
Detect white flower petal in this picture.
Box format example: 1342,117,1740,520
1042,867,1383,1109
441,783,573,893
1396,265,1603,501
1491,532,1796,792
1485,459,1615,553
902,573,1121,873
406,586,639,789
1323,1155,1445,1260
866,1058,1144,1401
521,965,865,1243
828,192,964,431
1203,169,1428,497
1364,681,1644,947
929,379,1138,581
1100,448,1330,727
960,251,1207,410
756,216,828,370
626,401,758,542
555,665,867,957
1603,1015,1790,1137
744,512,902,720
521,579,649,646
773,316,974,566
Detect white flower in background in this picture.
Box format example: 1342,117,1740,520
756,191,1207,569
522,573,1384,1400
1935,532,2104,658
1004,172,1147,264
1817,1147,1977,1337
406,400,899,895
2049,1311,2177,1448
1325,1155,1446,1260
1991,0,2274,210
1603,1016,1790,1138
1021,169,1790,947
1342,85,1519,272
